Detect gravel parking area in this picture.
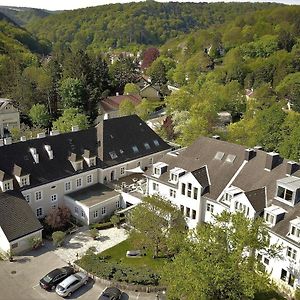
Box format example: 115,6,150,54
54,226,128,263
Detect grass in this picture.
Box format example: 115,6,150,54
100,238,168,272
254,289,286,300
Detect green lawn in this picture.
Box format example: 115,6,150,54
100,238,168,272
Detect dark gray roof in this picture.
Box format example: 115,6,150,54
245,187,266,212
13,164,29,177
0,115,170,190
0,191,42,242
67,183,120,207
191,166,209,189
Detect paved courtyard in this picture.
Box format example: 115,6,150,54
0,227,163,300
54,226,128,263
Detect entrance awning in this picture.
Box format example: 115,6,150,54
126,166,144,174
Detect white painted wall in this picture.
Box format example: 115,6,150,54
0,226,10,255
10,230,42,255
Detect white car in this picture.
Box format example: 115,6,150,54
55,272,89,297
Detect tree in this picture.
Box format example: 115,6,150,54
45,206,71,230
52,108,89,133
110,215,120,227
29,104,51,128
59,77,85,111
128,195,187,258
52,231,66,247
163,211,279,300
141,47,160,69
89,228,99,240
147,59,167,86
276,72,300,112
119,99,136,116
124,83,140,95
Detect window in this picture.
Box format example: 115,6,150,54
186,207,190,218
288,274,295,287
50,194,57,202
120,167,125,175
76,161,83,170
93,210,98,219
192,210,196,220
207,203,214,213
74,207,79,215
51,204,57,209
235,202,250,216
21,177,28,186
35,191,42,201
193,187,198,200
3,181,12,192
116,200,120,208
148,157,153,165
76,178,82,188
281,269,287,281
89,157,96,166
153,182,159,192
153,139,160,147
144,143,151,150
265,212,275,225
36,207,43,217
180,205,184,214
170,173,178,182
277,186,293,202
181,183,186,195
24,194,30,203
187,183,192,197
287,246,297,260
154,167,160,175
170,189,176,198
101,207,106,215
87,174,93,184
81,210,84,218
290,225,300,238
263,257,269,265
132,145,139,153
65,181,71,192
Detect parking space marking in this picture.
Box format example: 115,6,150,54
32,284,48,299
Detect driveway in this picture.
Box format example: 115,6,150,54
0,234,164,300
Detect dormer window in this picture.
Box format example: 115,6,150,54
222,186,243,205
109,151,118,159
144,143,151,150
152,162,168,177
82,150,97,167
264,205,286,227
153,139,160,147
13,165,30,187
2,180,13,192
20,176,29,187
288,218,300,242
69,153,83,171
89,157,96,166
169,167,186,183
276,177,300,206
132,145,139,154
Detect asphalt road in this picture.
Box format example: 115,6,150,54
0,248,162,300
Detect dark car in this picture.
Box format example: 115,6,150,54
98,287,122,300
39,266,74,290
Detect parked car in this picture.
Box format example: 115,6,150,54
55,272,89,297
39,266,74,290
98,287,122,300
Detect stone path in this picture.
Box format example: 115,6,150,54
54,226,128,263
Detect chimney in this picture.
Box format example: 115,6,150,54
244,148,256,161
0,139,3,147
20,136,26,142
265,152,280,171
50,130,59,136
30,148,39,164
286,161,299,176
212,135,220,140
254,145,262,150
71,125,79,132
4,137,12,145
37,132,46,139
44,145,54,160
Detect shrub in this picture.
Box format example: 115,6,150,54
28,236,42,249
110,215,120,227
295,288,300,300
52,231,66,247
89,228,99,240
89,216,126,230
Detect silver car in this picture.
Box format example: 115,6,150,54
55,272,89,297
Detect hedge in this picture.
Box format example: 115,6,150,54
89,216,126,230
77,253,160,286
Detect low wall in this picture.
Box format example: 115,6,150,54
74,263,166,293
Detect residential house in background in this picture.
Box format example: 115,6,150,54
0,98,20,138
0,115,171,253
145,136,300,294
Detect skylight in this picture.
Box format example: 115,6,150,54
109,151,118,159
144,143,151,150
225,154,236,163
214,151,224,160
153,139,160,147
132,145,139,153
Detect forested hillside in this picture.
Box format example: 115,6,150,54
0,6,51,26
157,5,300,160
26,1,281,53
